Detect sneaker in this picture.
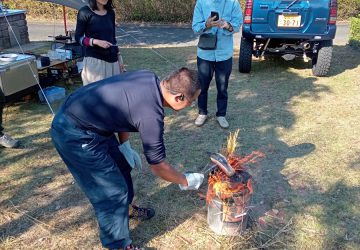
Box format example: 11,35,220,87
0,134,19,148
195,114,207,126
124,244,144,250
129,205,155,221
217,116,229,129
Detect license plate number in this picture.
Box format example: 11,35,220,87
277,14,301,28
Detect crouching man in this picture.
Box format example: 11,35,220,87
50,68,204,250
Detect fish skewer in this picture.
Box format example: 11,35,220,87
209,152,235,177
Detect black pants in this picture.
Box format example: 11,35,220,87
197,56,232,117
0,88,5,136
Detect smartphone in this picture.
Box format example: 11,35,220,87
211,11,219,21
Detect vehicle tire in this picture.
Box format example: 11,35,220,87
238,37,253,73
312,40,333,77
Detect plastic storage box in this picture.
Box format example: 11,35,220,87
38,86,65,103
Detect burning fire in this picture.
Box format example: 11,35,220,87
206,130,265,204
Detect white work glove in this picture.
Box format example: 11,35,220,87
179,173,204,190
118,140,142,169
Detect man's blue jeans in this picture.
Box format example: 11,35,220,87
51,110,133,249
197,57,233,117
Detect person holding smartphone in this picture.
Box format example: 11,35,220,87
192,0,243,128
75,0,125,86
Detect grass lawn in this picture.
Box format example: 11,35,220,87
0,44,360,249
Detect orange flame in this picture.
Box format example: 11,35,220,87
206,151,264,204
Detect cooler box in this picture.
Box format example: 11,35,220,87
38,86,65,103
0,54,38,101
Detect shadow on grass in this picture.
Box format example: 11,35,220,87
299,181,360,249
273,179,360,248
328,45,360,77
0,44,359,248
251,45,360,77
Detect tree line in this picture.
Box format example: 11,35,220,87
3,0,360,22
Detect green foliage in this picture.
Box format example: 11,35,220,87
2,0,360,23
349,15,360,49
115,0,196,22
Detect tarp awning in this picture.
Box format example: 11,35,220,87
35,0,87,10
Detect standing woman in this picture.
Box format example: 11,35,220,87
75,0,125,86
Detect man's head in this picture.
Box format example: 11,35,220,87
161,67,201,110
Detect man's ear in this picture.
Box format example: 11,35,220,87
174,93,185,102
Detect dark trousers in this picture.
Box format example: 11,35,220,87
50,109,133,249
197,56,232,117
0,88,5,136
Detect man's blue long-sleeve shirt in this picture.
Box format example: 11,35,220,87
192,0,243,62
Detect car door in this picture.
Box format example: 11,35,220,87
251,0,331,35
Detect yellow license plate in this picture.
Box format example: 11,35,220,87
277,14,301,28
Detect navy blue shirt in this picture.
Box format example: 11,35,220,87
64,70,165,164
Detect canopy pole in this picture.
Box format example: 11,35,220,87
63,5,67,35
